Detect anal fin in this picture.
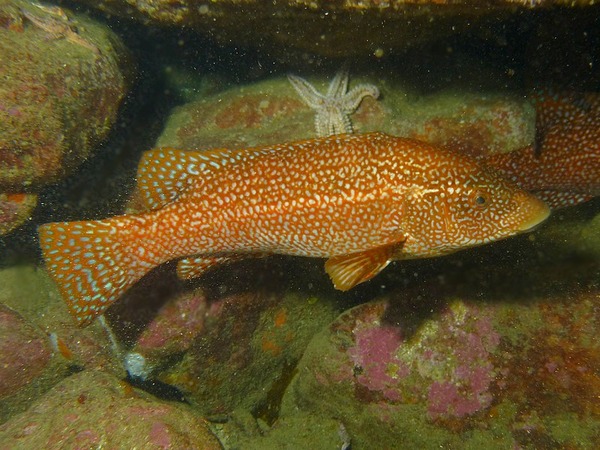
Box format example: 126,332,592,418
325,245,400,291
177,255,239,280
177,252,272,279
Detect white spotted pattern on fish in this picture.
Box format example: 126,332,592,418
39,132,550,326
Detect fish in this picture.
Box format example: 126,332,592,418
38,132,550,326
481,90,600,209
482,144,599,209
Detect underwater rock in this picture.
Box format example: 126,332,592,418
280,287,600,449
537,205,600,259
0,192,36,235
578,209,600,256
0,265,121,372
155,74,534,155
157,289,339,417
69,0,597,58
217,412,347,450
0,0,131,235
0,304,51,400
132,288,210,362
0,265,125,425
0,370,222,449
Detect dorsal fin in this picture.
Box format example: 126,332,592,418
134,147,242,211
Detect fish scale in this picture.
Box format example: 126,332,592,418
39,132,549,326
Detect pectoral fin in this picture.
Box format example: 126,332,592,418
325,245,399,291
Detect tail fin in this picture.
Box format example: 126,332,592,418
38,215,153,327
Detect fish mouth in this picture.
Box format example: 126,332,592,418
517,194,551,232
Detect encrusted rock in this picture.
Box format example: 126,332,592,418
0,304,51,400
0,0,132,235
280,276,600,448
0,193,36,235
155,73,534,155
158,289,339,416
0,370,222,449
70,0,598,58
0,265,126,424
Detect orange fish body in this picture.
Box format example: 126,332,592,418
483,143,599,209
482,90,600,209
39,133,549,326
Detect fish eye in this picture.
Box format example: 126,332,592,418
471,191,489,208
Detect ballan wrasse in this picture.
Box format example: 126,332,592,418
39,132,550,326
482,90,600,209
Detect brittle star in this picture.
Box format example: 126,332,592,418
288,68,380,137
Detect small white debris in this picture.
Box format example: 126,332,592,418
124,352,151,381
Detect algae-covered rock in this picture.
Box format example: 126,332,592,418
0,265,126,424
0,0,132,235
157,289,339,417
0,370,222,449
539,207,600,259
132,287,211,362
156,73,534,155
70,0,598,58
0,304,51,400
0,0,130,189
280,284,600,449
579,211,600,255
0,193,36,235
220,412,347,450
0,265,120,373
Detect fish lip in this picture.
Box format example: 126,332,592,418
517,197,551,232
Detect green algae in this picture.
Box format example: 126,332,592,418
550,413,600,448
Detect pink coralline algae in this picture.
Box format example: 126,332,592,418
427,365,494,419
423,306,500,420
343,301,501,420
427,309,500,419
348,325,410,402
